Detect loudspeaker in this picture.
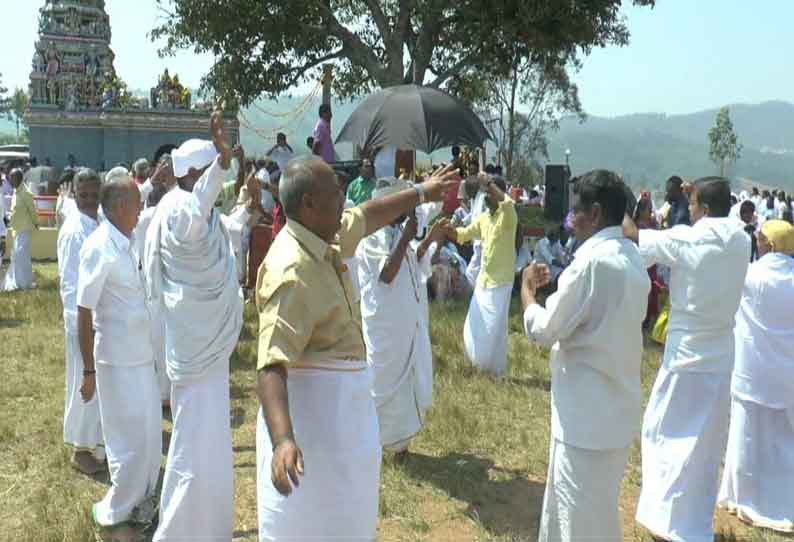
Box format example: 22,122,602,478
544,164,571,223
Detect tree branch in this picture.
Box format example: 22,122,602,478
429,54,476,88
283,48,346,90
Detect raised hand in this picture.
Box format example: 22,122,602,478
430,217,450,242
210,106,233,170
403,212,418,240
522,263,551,293
421,163,461,203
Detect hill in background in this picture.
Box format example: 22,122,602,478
5,92,793,192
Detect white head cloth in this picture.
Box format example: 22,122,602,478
172,139,218,178
256,168,270,185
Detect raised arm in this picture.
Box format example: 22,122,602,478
380,216,417,284
359,164,459,237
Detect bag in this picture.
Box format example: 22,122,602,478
651,295,670,345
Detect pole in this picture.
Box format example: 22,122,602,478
321,65,333,106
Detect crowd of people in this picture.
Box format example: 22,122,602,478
1,102,793,542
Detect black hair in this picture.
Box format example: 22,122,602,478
484,164,496,174
573,169,628,226
492,176,507,193
692,176,731,217
319,104,331,116
306,136,314,149
666,175,684,189
739,200,755,214
451,146,460,157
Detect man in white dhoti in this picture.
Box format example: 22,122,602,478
446,174,517,377
255,158,458,541
357,179,448,457
3,168,38,291
133,158,175,408
522,170,650,542
144,109,243,542
77,175,161,540
57,168,105,475
625,177,750,542
718,220,794,533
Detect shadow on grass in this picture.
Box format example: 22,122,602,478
504,375,551,392
0,319,24,328
400,452,544,539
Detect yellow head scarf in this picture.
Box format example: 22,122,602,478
760,220,794,255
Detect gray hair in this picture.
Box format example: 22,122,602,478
280,156,323,219
100,176,136,216
132,158,150,178
74,168,101,188
104,166,130,184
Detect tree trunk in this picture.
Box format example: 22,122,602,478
506,63,519,181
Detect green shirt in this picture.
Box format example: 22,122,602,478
346,176,376,206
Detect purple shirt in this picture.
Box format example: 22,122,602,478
313,118,335,164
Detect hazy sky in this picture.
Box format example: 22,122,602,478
1,0,791,117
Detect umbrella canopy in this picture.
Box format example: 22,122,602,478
335,84,491,155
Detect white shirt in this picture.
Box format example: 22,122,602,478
732,252,794,408
639,217,749,373
134,207,157,263
0,190,6,237
268,145,294,173
57,210,99,331
533,238,566,267
524,226,650,450
775,198,790,219
77,220,154,367
143,158,244,381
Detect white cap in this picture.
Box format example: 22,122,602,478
172,139,218,178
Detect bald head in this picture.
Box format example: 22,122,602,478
101,174,140,236
280,156,335,219
280,156,343,242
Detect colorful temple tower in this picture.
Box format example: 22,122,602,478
25,0,238,170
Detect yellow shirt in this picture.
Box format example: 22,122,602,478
9,186,39,233
455,195,517,289
256,207,367,370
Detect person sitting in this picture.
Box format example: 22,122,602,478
718,220,794,533
533,227,567,283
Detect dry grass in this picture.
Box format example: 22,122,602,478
0,263,789,541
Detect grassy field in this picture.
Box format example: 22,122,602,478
0,263,789,541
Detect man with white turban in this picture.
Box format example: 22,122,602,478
356,178,447,457
718,220,794,533
144,109,243,541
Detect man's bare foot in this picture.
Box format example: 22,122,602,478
71,450,104,475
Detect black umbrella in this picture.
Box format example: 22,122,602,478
335,84,491,154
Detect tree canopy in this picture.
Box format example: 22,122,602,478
152,0,654,105
708,106,742,177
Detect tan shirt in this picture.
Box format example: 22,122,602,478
256,207,367,370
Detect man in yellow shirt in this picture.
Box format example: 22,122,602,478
254,157,458,541
3,168,39,291
446,173,517,376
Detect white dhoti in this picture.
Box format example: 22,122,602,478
636,366,731,542
539,439,630,542
257,365,381,541
3,230,33,291
153,362,233,541
63,329,103,453
94,362,162,526
463,283,512,377
149,306,170,403
372,328,432,451
464,242,482,287
718,397,794,533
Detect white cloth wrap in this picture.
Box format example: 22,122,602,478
463,283,512,377
257,364,381,541
718,397,794,533
3,230,33,290
94,362,161,526
153,361,234,541
144,182,243,382
539,439,630,542
63,329,103,450
636,366,731,542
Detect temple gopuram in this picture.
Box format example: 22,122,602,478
25,0,238,170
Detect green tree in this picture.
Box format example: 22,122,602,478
10,88,29,139
0,73,9,117
151,0,654,105
708,106,742,177
454,51,583,181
